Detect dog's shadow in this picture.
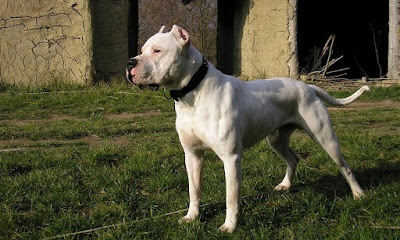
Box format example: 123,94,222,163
300,159,400,198
198,160,400,224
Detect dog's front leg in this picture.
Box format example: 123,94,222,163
180,150,204,223
219,152,242,233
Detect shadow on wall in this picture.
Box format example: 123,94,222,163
217,0,253,76
92,0,134,82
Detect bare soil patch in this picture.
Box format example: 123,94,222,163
0,115,83,126
0,110,165,151
103,110,163,120
0,135,133,151
0,110,165,126
328,100,400,111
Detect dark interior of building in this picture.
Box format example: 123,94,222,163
298,0,389,79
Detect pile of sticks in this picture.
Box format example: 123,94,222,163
306,35,349,79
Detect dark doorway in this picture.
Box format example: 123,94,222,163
128,0,139,59
298,0,389,79
217,0,235,75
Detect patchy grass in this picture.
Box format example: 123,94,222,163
329,85,400,101
1,84,400,239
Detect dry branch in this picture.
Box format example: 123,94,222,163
306,35,348,79
322,35,336,78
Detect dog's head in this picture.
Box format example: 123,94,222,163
126,25,192,90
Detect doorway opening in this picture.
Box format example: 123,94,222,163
298,0,389,79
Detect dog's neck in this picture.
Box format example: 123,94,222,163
169,55,208,101
167,46,208,101
162,45,204,92
181,46,204,87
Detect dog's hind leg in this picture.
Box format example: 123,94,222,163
267,124,300,191
299,100,365,199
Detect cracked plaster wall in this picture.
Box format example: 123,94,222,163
0,0,93,85
235,0,297,79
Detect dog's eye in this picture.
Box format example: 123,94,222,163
153,49,161,54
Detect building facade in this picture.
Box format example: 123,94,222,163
0,0,398,85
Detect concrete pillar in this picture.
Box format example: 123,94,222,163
235,0,298,79
217,0,298,79
388,0,399,80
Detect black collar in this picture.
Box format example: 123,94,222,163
169,56,208,101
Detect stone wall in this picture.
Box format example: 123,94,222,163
0,0,93,85
234,0,297,79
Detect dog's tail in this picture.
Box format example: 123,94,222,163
309,85,370,106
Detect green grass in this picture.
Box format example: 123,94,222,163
1,83,400,239
329,85,400,101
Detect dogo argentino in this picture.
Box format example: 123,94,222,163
126,25,367,233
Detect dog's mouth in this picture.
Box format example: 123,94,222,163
140,84,160,91
126,69,160,91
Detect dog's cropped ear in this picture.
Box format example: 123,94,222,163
171,25,190,46
158,25,167,33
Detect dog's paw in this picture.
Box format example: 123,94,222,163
218,223,236,233
273,184,290,191
353,190,365,200
179,214,197,224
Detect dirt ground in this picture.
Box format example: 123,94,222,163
0,110,164,151
328,99,400,111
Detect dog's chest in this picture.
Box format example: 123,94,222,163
175,106,207,147
175,103,231,150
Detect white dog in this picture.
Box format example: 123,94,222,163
126,25,367,233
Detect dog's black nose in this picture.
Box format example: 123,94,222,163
127,58,138,68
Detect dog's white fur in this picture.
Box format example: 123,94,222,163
127,25,367,233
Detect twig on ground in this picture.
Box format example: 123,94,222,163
325,67,350,75
0,147,26,152
370,225,400,230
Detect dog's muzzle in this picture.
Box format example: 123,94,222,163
126,58,160,91
126,58,138,84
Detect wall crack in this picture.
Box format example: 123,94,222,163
0,0,92,85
